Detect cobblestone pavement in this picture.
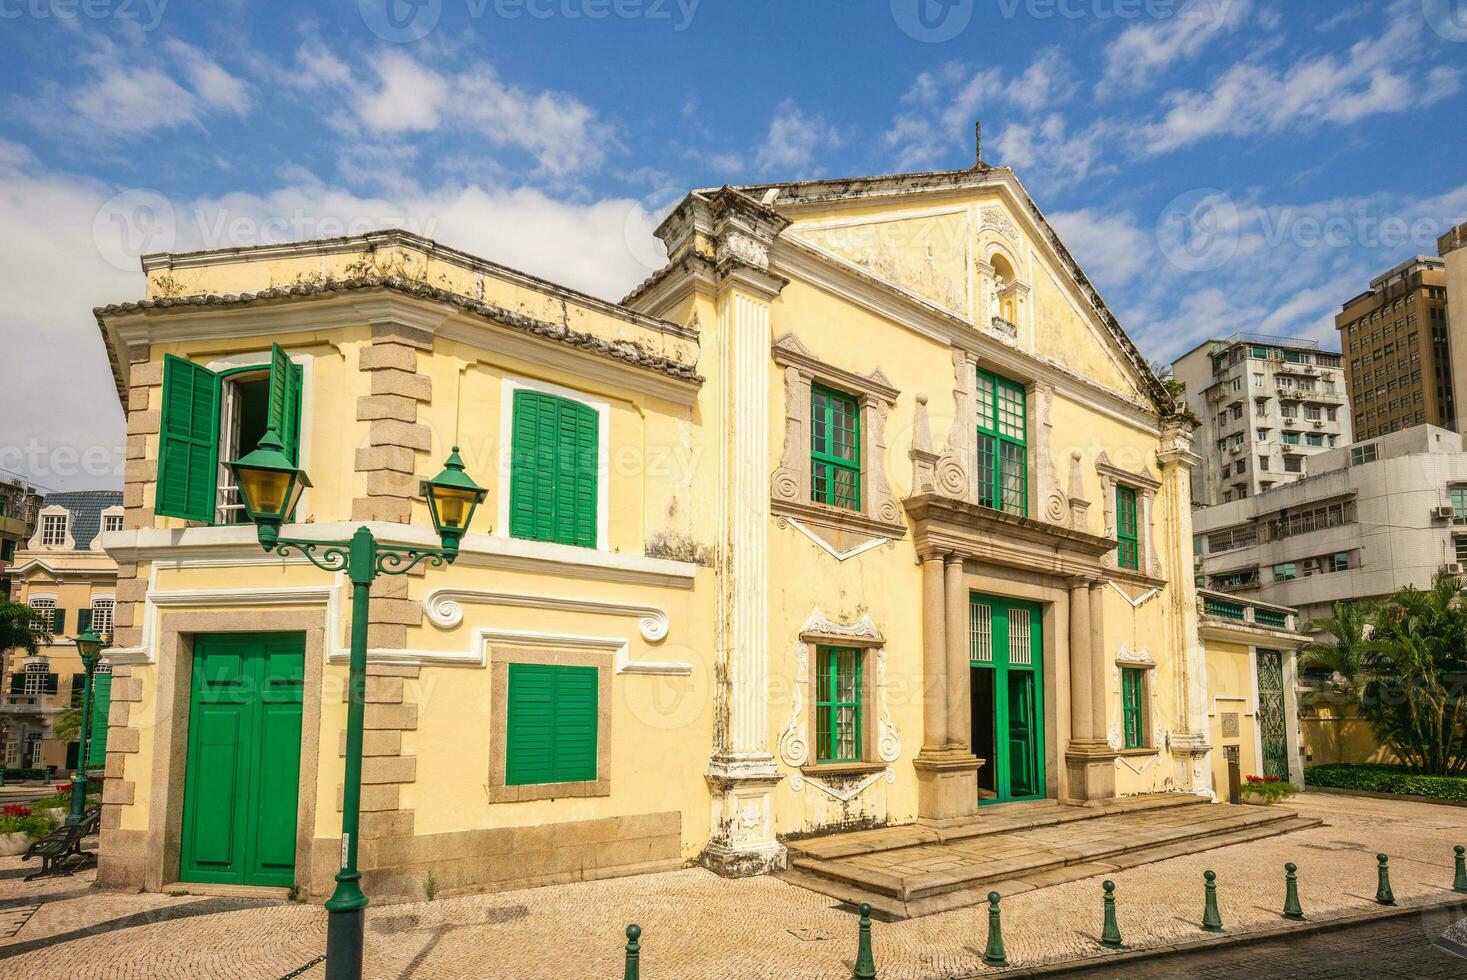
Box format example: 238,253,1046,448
1049,909,1467,978
1,793,1464,979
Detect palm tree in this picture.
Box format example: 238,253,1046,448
1300,600,1374,701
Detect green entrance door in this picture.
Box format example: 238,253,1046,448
179,632,305,887
970,595,1045,804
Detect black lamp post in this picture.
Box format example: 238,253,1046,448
228,428,484,980
65,626,105,827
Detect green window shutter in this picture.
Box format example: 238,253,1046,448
815,646,862,763
52,609,65,635
157,355,220,522
1116,486,1139,570
266,344,304,464
810,386,861,511
70,672,86,707
87,671,113,768
77,608,92,635
975,370,1027,517
505,663,598,786
44,673,58,694
508,391,599,548
1122,668,1143,749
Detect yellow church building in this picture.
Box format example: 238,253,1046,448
87,155,1300,902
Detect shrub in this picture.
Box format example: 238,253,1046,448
1242,777,1298,802
0,813,55,839
1306,763,1467,802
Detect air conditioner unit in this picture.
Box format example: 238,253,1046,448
1442,562,1464,576
1433,505,1456,520
1283,418,1298,426
1312,420,1325,428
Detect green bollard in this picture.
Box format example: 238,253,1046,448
852,902,876,980
1282,863,1303,920
1375,854,1395,906
1099,880,1123,949
1201,870,1223,932
623,924,640,980
1453,846,1467,894
982,891,1009,968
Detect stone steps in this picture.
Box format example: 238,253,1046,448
778,803,1322,919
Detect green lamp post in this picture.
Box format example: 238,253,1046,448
229,428,485,980
65,626,106,827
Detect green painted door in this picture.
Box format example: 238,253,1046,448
179,633,305,887
971,595,1045,804
1256,649,1290,779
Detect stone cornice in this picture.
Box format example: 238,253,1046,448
770,333,900,404
902,493,1115,577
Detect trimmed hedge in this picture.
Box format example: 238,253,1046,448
1305,763,1467,802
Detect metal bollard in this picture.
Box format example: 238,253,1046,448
623,924,641,980
1454,845,1467,894
1375,854,1395,906
852,902,876,980
1201,870,1223,932
1282,863,1303,920
1099,880,1122,949
982,891,1009,968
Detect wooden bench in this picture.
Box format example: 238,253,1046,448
23,807,101,880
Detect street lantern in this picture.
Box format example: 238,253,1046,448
74,627,104,669
227,427,310,549
422,446,486,558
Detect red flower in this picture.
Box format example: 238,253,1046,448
2,804,32,817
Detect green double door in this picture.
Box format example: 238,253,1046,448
179,633,305,887
970,595,1045,804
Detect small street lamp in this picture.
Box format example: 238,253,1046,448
228,429,485,980
65,626,105,827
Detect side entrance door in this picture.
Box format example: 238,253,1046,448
970,595,1045,804
179,632,305,887
1255,649,1290,779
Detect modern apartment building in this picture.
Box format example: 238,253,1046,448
0,478,41,597
1336,255,1452,441
1440,222,1467,432
1192,424,1467,626
1169,334,1349,507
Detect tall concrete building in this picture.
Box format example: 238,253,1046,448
1192,424,1467,626
0,478,41,598
1336,255,1452,441
1169,334,1349,506
1440,221,1467,432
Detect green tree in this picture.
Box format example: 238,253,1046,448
0,599,51,656
1301,600,1375,696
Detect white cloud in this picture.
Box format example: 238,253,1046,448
1098,0,1252,97
355,52,449,134
1048,207,1153,285
756,100,842,175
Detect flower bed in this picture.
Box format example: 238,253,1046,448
1305,763,1467,802
1240,775,1297,804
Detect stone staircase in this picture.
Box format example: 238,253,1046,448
778,794,1321,919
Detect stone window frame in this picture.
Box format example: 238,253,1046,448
1095,453,1164,583
31,506,73,550
769,334,905,538
487,645,612,803
800,631,885,775
1112,647,1158,755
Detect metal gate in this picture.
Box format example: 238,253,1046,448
1256,649,1290,778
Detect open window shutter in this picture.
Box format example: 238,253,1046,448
77,608,92,634
70,673,86,706
45,673,58,694
52,609,65,634
87,672,112,768
156,355,220,522
266,344,303,463
8,673,23,695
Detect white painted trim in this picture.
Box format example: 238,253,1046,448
103,524,697,589
496,374,613,552
423,587,670,643
1106,581,1161,608
29,506,74,550
784,518,890,562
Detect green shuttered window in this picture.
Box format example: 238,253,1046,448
815,646,862,763
975,370,1027,516
508,390,599,548
810,386,860,511
1116,485,1139,570
1121,668,1144,749
505,663,598,786
156,344,302,524
87,669,112,768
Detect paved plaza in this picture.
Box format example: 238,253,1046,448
1,792,1464,978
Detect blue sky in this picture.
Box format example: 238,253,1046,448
2,0,1465,489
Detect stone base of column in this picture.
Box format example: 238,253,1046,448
1168,730,1215,799
1064,741,1118,803
913,746,983,827
700,756,786,877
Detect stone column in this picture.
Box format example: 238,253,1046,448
921,554,947,750
1067,578,1093,742
914,550,981,827
945,555,970,749
695,189,790,877
1089,583,1108,745
1064,577,1116,802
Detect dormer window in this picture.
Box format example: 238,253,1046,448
40,513,67,546
103,514,124,533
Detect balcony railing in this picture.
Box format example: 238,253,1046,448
1197,588,1299,632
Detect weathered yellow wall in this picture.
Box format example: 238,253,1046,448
1301,705,1397,767
1204,639,1259,795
